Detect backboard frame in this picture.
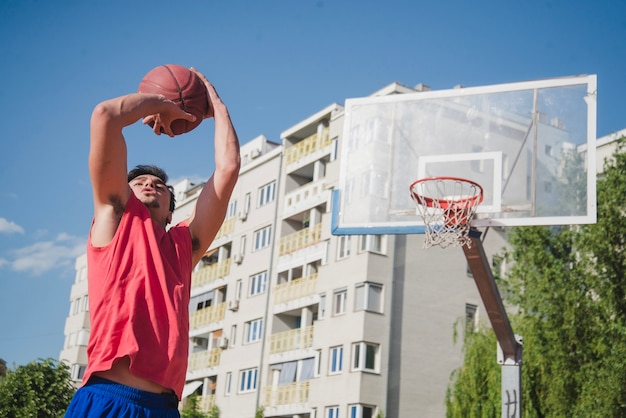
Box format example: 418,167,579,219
331,75,597,236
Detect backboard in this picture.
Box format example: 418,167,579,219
331,75,597,235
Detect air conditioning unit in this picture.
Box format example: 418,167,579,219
232,254,243,264
237,210,248,221
217,337,229,349
250,149,261,159
228,300,240,311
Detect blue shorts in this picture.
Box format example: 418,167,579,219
65,376,180,418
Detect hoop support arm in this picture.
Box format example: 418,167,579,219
463,231,522,364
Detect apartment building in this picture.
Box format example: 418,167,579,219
61,82,613,417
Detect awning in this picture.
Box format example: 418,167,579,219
182,380,203,399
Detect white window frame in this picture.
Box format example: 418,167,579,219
333,289,347,316
349,404,376,418
359,234,386,254
227,199,237,219
239,368,258,393
352,342,379,373
230,324,237,347
318,293,327,320
224,371,232,395
245,318,263,344
250,271,268,296
329,345,343,374
258,181,276,207
354,282,383,313
326,406,340,418
337,235,351,260
253,225,272,251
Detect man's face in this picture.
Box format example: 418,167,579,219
129,174,172,222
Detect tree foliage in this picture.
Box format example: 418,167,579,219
447,138,626,417
0,358,75,418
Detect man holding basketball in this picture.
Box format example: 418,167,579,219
65,68,240,417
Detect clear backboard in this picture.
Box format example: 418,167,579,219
331,75,597,235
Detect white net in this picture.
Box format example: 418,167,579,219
410,177,483,249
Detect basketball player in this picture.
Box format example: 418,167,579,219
65,68,240,417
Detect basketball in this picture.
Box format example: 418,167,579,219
138,64,209,135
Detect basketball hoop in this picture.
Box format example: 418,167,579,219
410,177,484,248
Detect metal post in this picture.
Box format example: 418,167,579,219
463,231,522,418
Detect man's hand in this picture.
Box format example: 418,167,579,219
141,97,197,137
190,67,221,120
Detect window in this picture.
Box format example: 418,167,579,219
227,199,237,218
245,318,263,343
224,372,232,395
466,303,478,332
258,181,276,207
253,225,272,251
349,404,375,418
239,368,258,393
230,325,237,347
337,235,351,259
190,291,213,311
71,364,86,380
333,289,347,316
326,406,340,418
360,235,385,254
329,346,343,374
355,282,383,313
244,192,251,214
240,235,247,256
352,342,379,372
250,271,268,296
314,349,322,377
235,279,243,300
318,293,327,320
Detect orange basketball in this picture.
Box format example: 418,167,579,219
138,64,209,135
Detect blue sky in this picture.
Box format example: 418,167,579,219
0,0,624,368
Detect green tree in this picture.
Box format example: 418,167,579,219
181,394,210,418
446,325,500,418
0,358,75,418
447,138,626,417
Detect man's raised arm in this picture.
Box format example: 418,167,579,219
89,93,196,247
187,71,241,266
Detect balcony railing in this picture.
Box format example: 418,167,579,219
285,128,331,166
192,259,231,289
279,224,322,256
269,326,314,355
189,303,226,330
199,394,216,412
264,381,310,407
214,217,235,240
283,180,328,217
274,274,318,305
188,348,222,371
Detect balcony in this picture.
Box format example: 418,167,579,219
269,326,314,355
189,303,226,330
284,128,331,166
279,224,322,256
188,348,222,371
214,217,235,240
199,394,216,412
263,381,310,407
283,180,330,219
274,274,318,305
192,259,232,289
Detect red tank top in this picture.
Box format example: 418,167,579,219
83,192,193,399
